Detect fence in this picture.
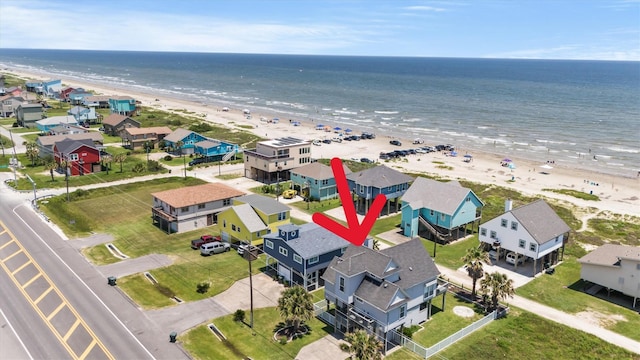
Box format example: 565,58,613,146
314,300,335,326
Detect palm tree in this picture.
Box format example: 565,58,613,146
276,286,314,335
102,154,113,175
25,142,39,166
461,246,491,298
480,271,515,311
114,153,127,173
44,160,58,181
344,329,383,360
175,141,184,157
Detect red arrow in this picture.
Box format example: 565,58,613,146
312,157,387,246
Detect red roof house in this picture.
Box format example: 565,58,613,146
53,139,101,176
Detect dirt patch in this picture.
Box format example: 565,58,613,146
575,309,627,327
453,306,475,318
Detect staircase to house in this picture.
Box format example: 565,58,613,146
418,215,450,243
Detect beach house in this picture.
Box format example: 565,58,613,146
217,194,291,246
53,139,101,176
244,137,312,184
478,199,571,275
346,165,413,216
37,132,104,158
36,115,78,133
151,183,245,234
263,223,350,290
290,162,352,201
401,177,484,242
68,106,97,123
578,244,640,308
121,127,172,150
323,238,446,346
14,103,43,127
108,96,137,116
102,114,140,136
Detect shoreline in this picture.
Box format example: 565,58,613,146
4,67,639,217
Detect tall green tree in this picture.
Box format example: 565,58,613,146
480,271,515,311
461,246,491,298
44,160,58,181
102,154,113,175
25,142,39,166
344,329,383,360
114,153,127,173
276,286,314,335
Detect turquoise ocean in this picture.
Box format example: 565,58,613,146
1,49,638,177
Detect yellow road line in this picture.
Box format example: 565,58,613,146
46,302,66,321
0,229,6,235
1,249,22,262
33,286,54,304
63,319,81,341
11,260,31,275
0,238,14,250
21,273,42,288
0,221,114,360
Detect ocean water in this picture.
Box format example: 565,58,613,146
1,49,638,177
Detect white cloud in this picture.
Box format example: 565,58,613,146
404,6,447,12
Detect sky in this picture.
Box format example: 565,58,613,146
0,0,638,60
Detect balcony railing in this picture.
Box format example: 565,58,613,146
152,206,176,221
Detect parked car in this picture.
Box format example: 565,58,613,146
312,140,322,146
332,137,342,143
379,153,391,160
505,252,525,265
191,235,221,249
322,139,332,144
488,250,498,261
360,157,374,163
237,243,250,255
200,242,230,255
282,189,297,199
390,140,402,146
413,138,424,144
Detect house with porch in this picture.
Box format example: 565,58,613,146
36,115,78,133
121,126,172,150
151,183,245,234
14,102,43,126
217,194,291,246
37,132,104,158
163,128,207,155
109,96,137,116
53,139,101,176
263,223,350,291
290,162,352,201
83,95,111,109
346,165,413,217
401,177,484,242
244,137,312,184
42,79,62,97
67,88,93,105
193,138,240,161
102,113,140,136
578,244,640,308
48,124,90,136
68,106,97,123
478,199,571,275
323,238,446,346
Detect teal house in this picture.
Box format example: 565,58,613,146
290,162,352,201
109,96,137,115
164,128,239,159
346,165,414,217
401,177,484,242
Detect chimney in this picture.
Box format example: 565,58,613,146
505,198,513,212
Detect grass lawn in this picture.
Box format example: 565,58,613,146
421,236,478,270
181,307,333,360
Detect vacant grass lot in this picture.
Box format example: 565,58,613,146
411,295,483,347
181,307,333,360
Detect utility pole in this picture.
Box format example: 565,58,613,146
9,129,17,185
26,174,36,207
243,246,257,331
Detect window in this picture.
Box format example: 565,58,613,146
466,196,470,202
223,198,231,206
420,302,428,311
309,256,319,264
68,153,78,161
198,204,205,209
637,264,640,270
480,228,487,236
441,213,445,221
181,206,190,212
265,239,273,249
339,277,345,292
293,254,302,264
237,226,241,232
501,219,508,227
279,247,288,256
511,221,518,230
519,239,526,248
618,277,625,285
399,305,406,319
278,212,287,221
232,224,237,231
490,231,497,239
529,243,537,252
223,220,226,228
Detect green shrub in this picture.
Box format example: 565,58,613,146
401,325,420,338
164,155,173,161
233,309,246,322
279,336,288,345
196,282,210,294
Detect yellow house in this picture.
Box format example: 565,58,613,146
218,194,291,246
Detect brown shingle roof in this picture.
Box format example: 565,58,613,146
124,126,172,136
102,114,128,126
151,183,245,208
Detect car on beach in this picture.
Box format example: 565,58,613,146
360,158,374,163
312,140,322,146
322,139,332,144
390,140,402,146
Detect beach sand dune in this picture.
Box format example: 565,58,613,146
7,68,639,217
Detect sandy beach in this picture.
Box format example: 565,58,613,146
5,68,639,217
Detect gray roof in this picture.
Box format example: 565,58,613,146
37,132,104,147
18,103,42,109
231,204,268,232
195,139,221,148
291,162,352,180
346,165,413,188
68,106,89,115
509,199,571,244
402,177,481,215
36,115,77,126
164,128,195,142
578,244,640,267
54,138,96,154
325,238,440,311
235,194,290,215
265,223,350,259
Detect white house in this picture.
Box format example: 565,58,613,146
478,199,570,275
578,244,640,308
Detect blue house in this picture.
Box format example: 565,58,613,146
109,96,137,115
68,106,97,123
67,88,93,105
401,177,484,242
323,238,446,348
290,162,352,201
164,128,239,159
36,115,78,133
346,165,413,216
42,79,62,97
263,223,350,291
